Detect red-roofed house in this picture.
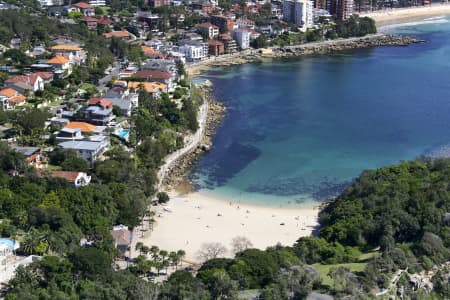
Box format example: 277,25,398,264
103,31,131,39
141,46,164,59
73,2,95,16
4,74,44,93
81,17,98,29
27,153,48,169
88,97,112,109
46,55,72,76
34,72,54,84
134,69,173,90
0,88,26,110
197,22,219,39
45,171,91,187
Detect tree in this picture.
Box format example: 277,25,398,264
157,192,170,204
204,269,238,300
231,236,253,254
197,242,228,261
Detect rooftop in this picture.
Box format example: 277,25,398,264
46,55,69,64
134,69,171,80
51,45,82,51
0,88,18,98
65,122,96,133
59,140,104,151
73,2,93,9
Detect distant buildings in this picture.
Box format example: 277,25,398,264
38,0,63,6
283,0,314,31
335,0,353,20
218,34,238,54
232,29,251,50
44,171,91,187
208,39,224,56
179,41,208,62
149,0,171,8
211,15,235,33
73,2,95,16
197,22,220,39
89,0,106,6
59,139,109,164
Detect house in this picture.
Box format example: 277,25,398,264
74,99,114,125
59,139,109,163
89,0,106,6
64,121,97,133
0,88,26,109
44,171,91,187
50,45,86,65
4,74,44,93
197,22,219,39
236,17,255,29
34,72,54,85
149,0,170,8
46,55,72,76
11,146,47,169
208,40,224,56
103,31,132,40
111,225,131,254
141,45,164,59
127,81,167,96
73,2,95,16
81,16,98,29
134,69,173,89
55,127,84,142
0,95,9,111
103,87,138,116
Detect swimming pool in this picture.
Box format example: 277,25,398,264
114,128,130,142
0,238,18,253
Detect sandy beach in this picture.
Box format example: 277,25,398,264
361,3,450,27
145,191,319,263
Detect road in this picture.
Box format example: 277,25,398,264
98,61,121,92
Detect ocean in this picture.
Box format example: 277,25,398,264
190,16,450,206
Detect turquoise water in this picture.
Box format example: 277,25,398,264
115,128,130,141
191,16,450,206
0,238,15,248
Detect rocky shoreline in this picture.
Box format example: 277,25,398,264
162,84,226,191
187,34,424,74
163,33,422,191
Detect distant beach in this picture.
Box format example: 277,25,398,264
361,3,450,27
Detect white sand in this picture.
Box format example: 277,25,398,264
142,191,320,263
361,4,450,26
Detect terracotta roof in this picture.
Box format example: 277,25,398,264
134,70,171,80
88,97,112,108
65,122,96,133
34,72,54,80
81,17,98,22
103,31,130,38
5,74,41,85
97,18,113,25
0,88,18,97
48,171,80,182
26,153,40,163
198,22,219,29
128,81,166,93
46,55,69,64
8,95,26,103
51,45,82,51
73,2,93,9
141,45,164,58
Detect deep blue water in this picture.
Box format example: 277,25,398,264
190,16,450,205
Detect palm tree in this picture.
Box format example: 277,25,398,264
169,251,178,270
177,249,186,268
141,245,150,257
150,245,159,261
135,242,144,255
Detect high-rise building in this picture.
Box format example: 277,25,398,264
232,29,251,50
337,0,353,20
283,0,314,31
327,0,353,20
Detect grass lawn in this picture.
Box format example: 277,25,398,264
313,262,367,288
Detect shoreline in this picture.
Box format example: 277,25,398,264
360,3,450,27
186,34,422,76
133,15,432,263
